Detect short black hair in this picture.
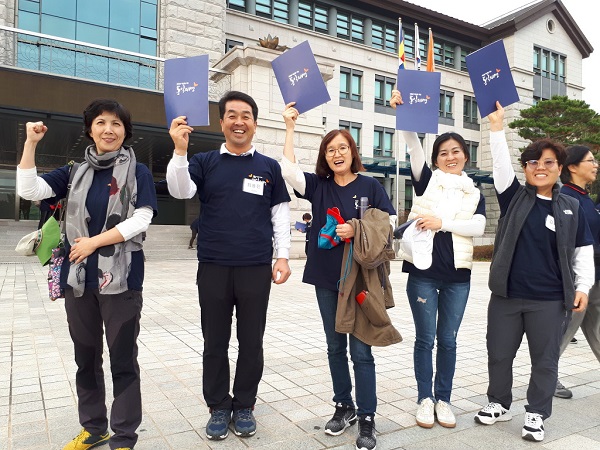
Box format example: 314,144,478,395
431,132,469,168
560,145,591,184
218,91,258,121
83,99,133,142
520,139,566,167
302,213,312,221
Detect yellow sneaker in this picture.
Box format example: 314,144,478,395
62,429,109,450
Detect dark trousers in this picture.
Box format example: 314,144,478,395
486,294,569,419
189,229,198,248
197,263,272,411
65,289,143,449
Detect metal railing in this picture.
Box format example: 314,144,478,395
0,25,230,99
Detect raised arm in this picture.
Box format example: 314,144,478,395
488,102,515,194
166,116,197,199
280,102,307,195
390,89,425,181
17,122,56,200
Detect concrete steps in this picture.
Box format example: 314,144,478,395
0,220,308,264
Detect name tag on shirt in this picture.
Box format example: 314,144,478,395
545,214,556,232
243,178,265,196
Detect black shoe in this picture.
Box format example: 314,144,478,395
570,337,578,344
325,402,357,436
356,415,376,450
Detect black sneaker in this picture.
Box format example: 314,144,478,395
232,407,256,437
554,379,573,399
325,402,357,436
205,408,232,440
570,337,578,344
355,415,376,450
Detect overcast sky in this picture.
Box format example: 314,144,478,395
409,0,599,113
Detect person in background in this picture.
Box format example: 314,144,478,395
282,102,397,450
189,216,199,249
390,90,486,429
17,98,157,450
301,212,312,255
554,146,600,399
166,91,291,441
474,102,593,442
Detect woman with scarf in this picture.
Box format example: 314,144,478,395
17,99,157,450
390,90,486,429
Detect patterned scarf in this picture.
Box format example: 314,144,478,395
66,145,141,297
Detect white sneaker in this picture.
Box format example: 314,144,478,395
434,400,456,428
522,412,544,442
416,398,435,428
474,402,512,425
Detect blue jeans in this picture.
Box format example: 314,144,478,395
406,274,470,403
315,287,376,415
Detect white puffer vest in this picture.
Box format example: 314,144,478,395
399,169,480,270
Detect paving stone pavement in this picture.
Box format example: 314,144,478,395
1,259,599,449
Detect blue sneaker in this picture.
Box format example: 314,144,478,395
205,409,231,440
232,408,256,437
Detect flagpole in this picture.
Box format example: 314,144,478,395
415,23,421,70
395,18,404,224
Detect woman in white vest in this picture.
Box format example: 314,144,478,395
391,90,486,429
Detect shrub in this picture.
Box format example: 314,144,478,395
473,245,494,261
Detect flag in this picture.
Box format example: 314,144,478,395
398,18,405,70
426,28,435,72
414,23,421,70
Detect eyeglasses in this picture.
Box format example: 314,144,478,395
582,158,599,166
525,159,558,170
325,144,350,157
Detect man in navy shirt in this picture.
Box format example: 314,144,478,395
166,91,291,441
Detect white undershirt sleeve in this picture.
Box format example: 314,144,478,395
166,153,197,199
271,201,291,260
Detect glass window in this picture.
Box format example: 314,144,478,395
374,129,382,156
559,56,566,82
439,90,453,119
374,75,395,106
404,31,414,58
110,0,140,33
76,52,109,81
17,42,40,70
314,5,328,33
77,0,108,27
20,0,40,14
256,0,272,17
41,46,76,76
340,121,362,150
18,11,40,32
298,2,312,28
141,1,157,29
351,16,364,43
140,36,157,55
372,23,383,50
463,95,478,124
41,14,76,39
337,12,349,39
109,29,139,52
109,58,139,85
340,67,362,102
273,0,289,23
227,0,246,11
42,0,76,20
385,27,396,53
140,27,157,39
77,22,109,46
405,179,413,210
383,130,393,158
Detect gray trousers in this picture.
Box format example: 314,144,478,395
65,289,143,450
559,281,600,363
486,294,570,419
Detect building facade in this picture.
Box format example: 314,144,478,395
0,0,593,232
